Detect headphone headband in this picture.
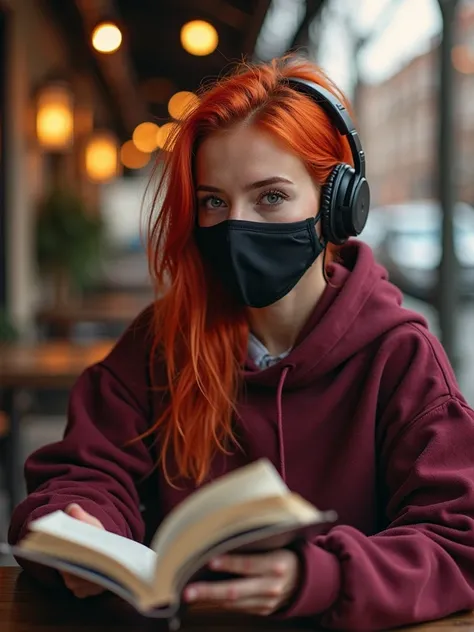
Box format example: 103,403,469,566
286,78,366,178
284,76,370,245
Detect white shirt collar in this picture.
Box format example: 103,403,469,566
248,332,291,370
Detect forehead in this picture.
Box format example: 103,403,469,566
195,124,308,184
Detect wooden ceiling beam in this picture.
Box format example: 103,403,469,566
194,0,248,29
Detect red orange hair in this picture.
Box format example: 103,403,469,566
145,55,354,484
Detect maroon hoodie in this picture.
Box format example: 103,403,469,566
9,241,474,630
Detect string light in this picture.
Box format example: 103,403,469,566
132,122,160,153
92,22,122,54
168,92,199,120
120,141,150,169
156,122,179,151
180,20,218,56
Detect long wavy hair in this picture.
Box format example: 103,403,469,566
145,55,354,484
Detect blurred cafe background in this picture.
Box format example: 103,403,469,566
1,0,474,559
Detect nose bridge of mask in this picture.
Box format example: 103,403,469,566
226,216,322,267
226,214,325,257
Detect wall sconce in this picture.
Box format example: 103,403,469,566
36,83,74,151
85,131,119,182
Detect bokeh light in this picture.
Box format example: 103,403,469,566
180,20,218,56
156,122,179,151
132,122,160,152
85,132,119,182
92,22,122,54
168,91,199,120
36,85,74,150
120,140,150,169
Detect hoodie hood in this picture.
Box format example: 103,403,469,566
244,240,427,389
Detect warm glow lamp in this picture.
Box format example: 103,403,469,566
120,141,150,169
132,122,160,153
168,91,199,120
156,122,179,151
85,131,119,182
180,20,218,56
92,21,122,54
36,84,74,151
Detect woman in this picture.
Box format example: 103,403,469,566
9,56,474,631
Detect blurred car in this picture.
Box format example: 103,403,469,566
358,199,474,303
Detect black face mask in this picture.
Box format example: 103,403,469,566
195,215,324,308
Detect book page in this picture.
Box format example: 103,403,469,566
28,511,157,583
151,459,288,557
3,543,140,605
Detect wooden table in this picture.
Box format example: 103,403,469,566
36,291,151,338
1,568,474,632
0,340,115,513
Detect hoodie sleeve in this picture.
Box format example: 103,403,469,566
8,309,156,584
280,324,474,630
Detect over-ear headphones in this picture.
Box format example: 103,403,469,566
286,77,371,245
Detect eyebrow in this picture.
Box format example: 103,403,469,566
196,177,295,193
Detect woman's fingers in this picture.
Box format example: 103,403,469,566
209,552,291,577
62,572,105,598
60,505,106,598
184,550,301,615
184,576,286,603
64,504,105,529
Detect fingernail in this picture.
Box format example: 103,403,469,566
210,558,221,569
185,587,198,602
65,504,80,513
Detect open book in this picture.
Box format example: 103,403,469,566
4,460,336,620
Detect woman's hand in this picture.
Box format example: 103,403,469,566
60,504,106,598
183,549,301,616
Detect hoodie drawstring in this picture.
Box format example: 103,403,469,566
276,366,291,483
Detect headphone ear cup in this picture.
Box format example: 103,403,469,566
320,164,344,244
346,176,371,236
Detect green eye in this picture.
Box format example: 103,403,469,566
200,196,225,209
258,190,288,205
